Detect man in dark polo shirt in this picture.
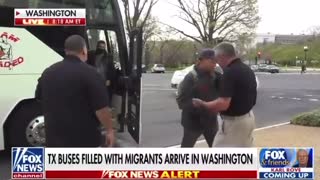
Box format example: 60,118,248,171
35,35,114,147
193,42,257,147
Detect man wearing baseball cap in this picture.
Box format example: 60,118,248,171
176,48,222,147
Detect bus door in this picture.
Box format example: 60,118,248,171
126,28,143,144
86,0,143,145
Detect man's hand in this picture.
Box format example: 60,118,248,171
106,80,111,86
96,107,114,147
192,98,204,108
105,129,115,147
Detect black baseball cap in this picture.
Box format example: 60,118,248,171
197,48,215,60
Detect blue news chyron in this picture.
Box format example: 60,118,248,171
11,147,45,179
259,147,314,179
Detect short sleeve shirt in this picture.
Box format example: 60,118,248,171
38,55,109,147
219,58,257,116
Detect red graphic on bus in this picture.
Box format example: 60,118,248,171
0,32,24,69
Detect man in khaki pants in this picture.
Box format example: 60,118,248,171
193,42,257,147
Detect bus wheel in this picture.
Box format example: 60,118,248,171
6,101,45,148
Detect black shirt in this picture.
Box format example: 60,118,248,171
35,55,109,147
219,58,257,116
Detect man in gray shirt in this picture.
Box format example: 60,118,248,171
177,49,222,147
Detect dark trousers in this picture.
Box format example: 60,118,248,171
181,126,217,147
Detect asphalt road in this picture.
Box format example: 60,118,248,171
1,73,320,179
141,73,320,147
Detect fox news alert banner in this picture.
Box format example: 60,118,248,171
12,147,258,179
14,9,86,26
259,147,314,179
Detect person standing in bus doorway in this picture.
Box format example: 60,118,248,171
176,49,222,147
193,42,257,147
87,40,117,102
35,35,115,147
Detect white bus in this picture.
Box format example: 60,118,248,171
0,0,142,151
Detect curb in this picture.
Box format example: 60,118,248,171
167,122,290,148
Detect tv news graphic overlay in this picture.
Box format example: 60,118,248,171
259,147,314,179
14,9,86,26
12,147,45,179
45,148,258,179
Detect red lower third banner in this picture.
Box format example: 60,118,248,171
46,170,257,179
15,18,86,26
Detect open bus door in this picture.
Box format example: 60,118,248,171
126,28,143,144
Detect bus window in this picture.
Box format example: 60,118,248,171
87,29,120,64
106,30,120,64
87,29,102,50
87,0,115,25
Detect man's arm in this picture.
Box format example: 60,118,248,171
86,70,113,132
176,74,195,111
204,97,231,112
195,69,234,113
35,77,42,101
95,107,113,132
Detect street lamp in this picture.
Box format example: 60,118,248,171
304,46,309,66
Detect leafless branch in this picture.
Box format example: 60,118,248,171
121,0,159,35
160,22,202,43
168,0,260,45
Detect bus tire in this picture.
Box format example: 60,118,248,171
5,101,43,149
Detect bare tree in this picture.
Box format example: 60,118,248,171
235,32,254,57
121,0,158,34
166,0,260,46
306,26,320,42
307,26,320,35
143,16,161,45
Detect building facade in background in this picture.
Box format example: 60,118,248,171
253,33,275,46
275,34,314,44
253,33,314,47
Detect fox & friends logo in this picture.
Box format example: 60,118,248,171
260,148,292,167
11,147,44,179
259,148,314,179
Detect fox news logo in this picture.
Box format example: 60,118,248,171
12,147,44,179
